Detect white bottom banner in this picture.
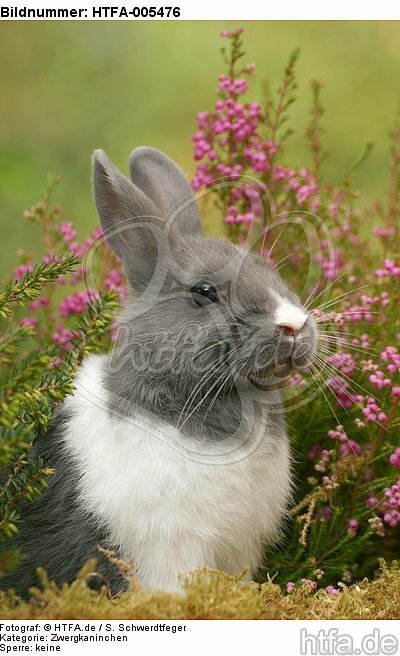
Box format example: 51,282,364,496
0,620,399,656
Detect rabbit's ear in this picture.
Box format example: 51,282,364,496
128,147,203,239
92,149,165,291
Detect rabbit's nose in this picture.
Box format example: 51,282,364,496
279,324,300,337
274,299,307,334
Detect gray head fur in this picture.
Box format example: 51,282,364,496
92,147,318,441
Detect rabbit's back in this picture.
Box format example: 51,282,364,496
3,401,128,597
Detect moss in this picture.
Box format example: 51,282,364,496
1,560,400,620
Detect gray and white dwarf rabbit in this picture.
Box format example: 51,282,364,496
8,147,318,596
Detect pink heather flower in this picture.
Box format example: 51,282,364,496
314,449,330,473
191,57,283,204
42,252,58,265
301,579,317,592
297,183,317,205
273,165,290,181
328,202,339,220
383,512,400,528
327,376,357,409
322,476,340,491
310,196,320,212
104,268,127,303
390,448,400,469
325,586,338,596
59,221,78,243
191,163,214,190
28,296,49,311
49,356,62,368
340,440,362,457
375,258,400,278
360,334,370,348
242,212,254,223
316,506,333,522
378,481,400,528
308,444,322,461
373,227,395,238
326,352,356,377
361,397,387,424
288,372,307,387
380,348,400,381
19,316,38,328
68,227,105,260
375,268,390,278
348,519,359,535
286,582,295,593
346,291,390,323
220,27,243,38
217,77,249,97
368,371,391,391
58,289,100,319
52,324,76,351
14,262,33,281
317,248,343,281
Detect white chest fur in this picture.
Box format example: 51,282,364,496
62,355,292,591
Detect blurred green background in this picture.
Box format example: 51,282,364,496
1,21,400,278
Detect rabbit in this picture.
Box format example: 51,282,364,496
5,147,318,596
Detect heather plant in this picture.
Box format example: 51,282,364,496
0,27,399,599
0,179,120,574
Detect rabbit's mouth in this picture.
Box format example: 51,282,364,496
248,340,315,384
248,361,293,385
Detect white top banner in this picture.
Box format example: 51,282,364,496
1,0,400,20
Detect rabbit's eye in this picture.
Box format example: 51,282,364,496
191,282,218,306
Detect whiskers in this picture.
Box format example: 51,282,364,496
297,278,385,458
176,343,242,432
